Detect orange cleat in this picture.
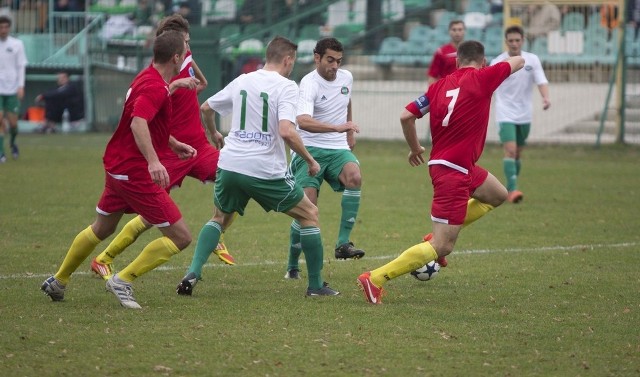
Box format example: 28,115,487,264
507,190,523,204
357,272,384,304
214,242,236,265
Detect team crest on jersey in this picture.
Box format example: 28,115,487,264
525,65,533,71
341,86,349,95
188,66,195,77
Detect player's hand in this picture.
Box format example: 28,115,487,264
148,161,170,188
542,98,551,110
347,130,356,150
408,146,426,167
170,77,200,91
211,131,225,150
337,121,360,133
307,159,320,177
171,140,197,160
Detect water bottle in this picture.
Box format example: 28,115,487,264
62,109,70,133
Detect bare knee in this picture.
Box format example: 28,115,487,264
340,164,362,188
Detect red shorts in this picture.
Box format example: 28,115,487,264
429,164,488,225
96,172,182,227
163,144,220,190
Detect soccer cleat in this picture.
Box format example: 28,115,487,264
11,144,19,160
0,154,6,163
176,272,198,296
335,241,365,260
284,268,300,279
357,272,384,304
306,282,340,296
90,257,114,280
213,242,236,265
422,233,448,267
41,276,66,301
106,275,142,309
507,190,524,204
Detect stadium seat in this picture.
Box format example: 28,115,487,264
297,24,321,41
243,23,265,39
407,24,435,42
465,0,489,13
562,12,585,32
371,36,404,65
220,23,241,42
465,27,483,42
297,39,317,64
397,39,432,66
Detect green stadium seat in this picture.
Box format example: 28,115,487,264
371,36,404,65
562,12,585,32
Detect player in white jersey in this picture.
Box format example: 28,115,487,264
177,36,340,297
285,38,364,280
0,15,27,163
490,25,550,204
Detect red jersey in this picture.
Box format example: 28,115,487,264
103,65,172,180
427,43,458,80
407,62,511,172
160,51,210,156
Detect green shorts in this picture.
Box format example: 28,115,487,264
213,168,304,215
291,146,359,192
498,122,531,146
0,95,20,114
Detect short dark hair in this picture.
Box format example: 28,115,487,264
0,15,11,26
265,36,297,64
153,30,185,64
449,20,465,29
457,40,485,65
505,25,524,39
155,14,190,36
313,37,343,57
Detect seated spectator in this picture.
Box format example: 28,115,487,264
35,71,84,133
526,4,561,43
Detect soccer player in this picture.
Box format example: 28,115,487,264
358,41,524,304
0,15,27,162
89,15,235,282
491,25,550,204
176,36,340,297
41,31,195,309
285,37,364,280
427,20,465,86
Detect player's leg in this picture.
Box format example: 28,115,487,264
286,153,322,278
514,123,530,194
91,215,151,279
286,195,339,296
41,212,122,301
499,122,521,202
334,158,365,259
6,108,19,159
0,104,6,162
286,187,316,279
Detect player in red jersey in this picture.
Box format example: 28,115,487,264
41,31,195,309
427,20,465,86
90,15,235,282
358,40,524,304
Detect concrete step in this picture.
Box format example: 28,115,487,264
596,108,640,122
564,120,640,134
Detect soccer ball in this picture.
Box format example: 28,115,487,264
410,261,440,281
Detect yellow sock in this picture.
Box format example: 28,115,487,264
97,216,148,264
464,199,494,227
370,242,438,286
55,226,101,285
117,237,180,283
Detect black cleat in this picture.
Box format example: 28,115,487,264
334,242,365,260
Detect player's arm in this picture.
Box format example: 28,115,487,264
504,55,525,74
296,114,359,134
168,76,200,94
346,99,356,150
191,60,208,94
400,108,426,167
538,83,550,110
168,135,197,160
200,101,224,149
280,120,319,177
130,116,169,188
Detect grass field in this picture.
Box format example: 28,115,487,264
1,134,639,376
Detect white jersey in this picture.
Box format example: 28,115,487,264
0,35,28,95
207,69,298,179
491,51,548,124
296,68,352,149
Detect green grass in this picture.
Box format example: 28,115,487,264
1,134,639,376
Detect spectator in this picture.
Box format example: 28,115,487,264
629,0,640,39
526,3,561,43
35,71,84,133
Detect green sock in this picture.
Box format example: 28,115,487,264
300,226,324,289
0,135,4,156
9,127,17,146
188,221,222,279
337,188,361,247
503,158,517,192
287,220,302,271
516,159,522,176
